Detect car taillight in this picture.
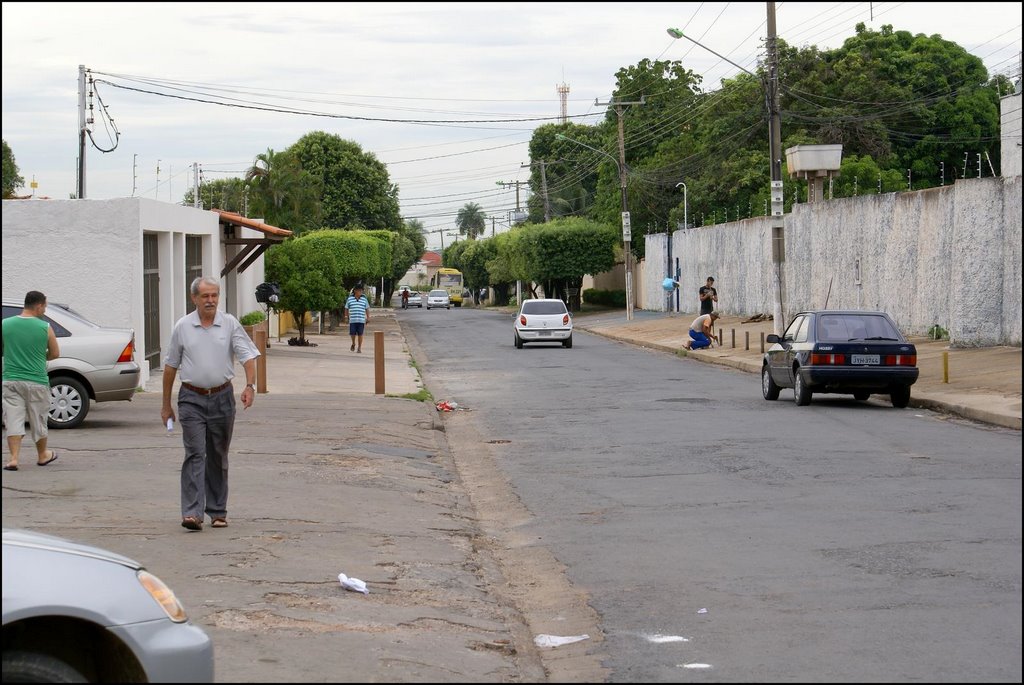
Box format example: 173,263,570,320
884,354,916,366
117,339,135,363
810,353,846,365
520,315,527,326
562,314,570,325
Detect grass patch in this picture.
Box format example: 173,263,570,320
389,387,433,402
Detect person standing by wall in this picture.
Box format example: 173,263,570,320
699,276,718,315
161,277,260,531
700,276,716,339
344,284,371,353
2,291,61,471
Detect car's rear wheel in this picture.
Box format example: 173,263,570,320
515,333,524,349
890,386,911,408
562,335,573,349
49,376,89,429
853,391,870,401
2,650,87,683
793,369,812,406
761,364,780,400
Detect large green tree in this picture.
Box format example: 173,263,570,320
182,177,247,212
288,131,401,231
2,139,24,198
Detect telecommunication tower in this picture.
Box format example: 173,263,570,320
557,82,570,124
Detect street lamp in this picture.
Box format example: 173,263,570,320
667,14,786,335
555,132,634,321
675,181,687,230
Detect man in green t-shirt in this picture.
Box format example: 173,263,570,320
2,291,61,471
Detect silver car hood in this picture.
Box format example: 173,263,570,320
2,528,141,570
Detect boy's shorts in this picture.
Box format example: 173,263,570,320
349,322,366,336
2,380,50,440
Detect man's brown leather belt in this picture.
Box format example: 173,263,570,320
180,381,232,396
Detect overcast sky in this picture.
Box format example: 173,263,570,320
3,2,1021,250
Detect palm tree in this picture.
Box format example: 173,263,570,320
245,148,322,231
456,202,487,240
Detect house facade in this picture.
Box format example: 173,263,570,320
1,197,289,381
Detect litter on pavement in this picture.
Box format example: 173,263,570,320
337,572,369,594
533,634,590,648
697,608,708,614
435,400,460,412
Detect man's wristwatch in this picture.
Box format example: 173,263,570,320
245,383,255,390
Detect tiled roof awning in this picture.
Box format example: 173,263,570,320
214,209,293,277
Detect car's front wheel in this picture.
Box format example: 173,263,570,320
762,364,780,400
49,376,90,429
793,369,812,406
890,386,911,408
2,650,87,683
853,391,870,401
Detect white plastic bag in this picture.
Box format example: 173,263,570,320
338,572,368,594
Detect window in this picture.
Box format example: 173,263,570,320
783,316,804,342
817,314,901,342
522,301,568,315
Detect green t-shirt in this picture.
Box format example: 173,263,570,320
2,315,51,385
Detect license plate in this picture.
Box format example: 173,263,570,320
851,354,880,365
538,331,552,337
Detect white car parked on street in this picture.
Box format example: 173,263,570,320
514,299,573,348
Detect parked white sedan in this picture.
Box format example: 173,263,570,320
514,299,573,348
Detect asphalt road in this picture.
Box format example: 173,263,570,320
402,305,1022,683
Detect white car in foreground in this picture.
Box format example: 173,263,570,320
514,299,573,348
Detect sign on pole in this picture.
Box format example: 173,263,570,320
621,211,631,241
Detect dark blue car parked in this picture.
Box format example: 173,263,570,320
762,310,919,407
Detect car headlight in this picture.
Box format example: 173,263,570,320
137,570,188,623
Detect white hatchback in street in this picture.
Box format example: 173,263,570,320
514,299,573,348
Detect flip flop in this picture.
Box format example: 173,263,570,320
38,453,58,466
3,464,18,471
211,518,228,528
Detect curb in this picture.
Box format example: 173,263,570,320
582,327,1020,431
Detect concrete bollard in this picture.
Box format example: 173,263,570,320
731,329,736,348
375,330,385,394
254,328,268,394
760,332,765,353
943,350,949,384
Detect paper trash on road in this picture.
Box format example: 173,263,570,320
338,572,369,594
533,634,589,648
697,608,708,614
435,400,460,412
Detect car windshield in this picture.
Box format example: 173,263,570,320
522,301,567,315
816,313,902,342
429,290,447,297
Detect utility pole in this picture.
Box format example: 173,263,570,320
77,65,88,199
193,162,201,208
595,95,645,321
767,2,785,335
155,159,161,199
521,160,552,222
132,154,138,197
496,180,528,213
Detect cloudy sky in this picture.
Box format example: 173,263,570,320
3,2,1020,250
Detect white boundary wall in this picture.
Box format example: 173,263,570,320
645,176,1022,347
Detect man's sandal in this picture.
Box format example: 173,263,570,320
211,518,228,528
181,516,203,531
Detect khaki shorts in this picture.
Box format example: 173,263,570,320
2,381,50,441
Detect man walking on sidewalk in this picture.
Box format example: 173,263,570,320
2,290,61,471
161,277,260,531
683,311,720,351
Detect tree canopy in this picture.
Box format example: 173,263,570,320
3,139,24,198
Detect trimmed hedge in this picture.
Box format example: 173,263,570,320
583,288,626,308
239,311,267,326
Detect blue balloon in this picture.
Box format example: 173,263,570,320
662,277,677,291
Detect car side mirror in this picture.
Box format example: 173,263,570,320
766,334,780,344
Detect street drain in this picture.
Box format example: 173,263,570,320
487,439,511,444
656,398,709,403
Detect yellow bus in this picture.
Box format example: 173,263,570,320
432,267,464,306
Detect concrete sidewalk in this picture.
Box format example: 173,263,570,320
574,309,1022,431
4,308,545,682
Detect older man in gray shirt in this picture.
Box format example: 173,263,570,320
162,277,260,532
